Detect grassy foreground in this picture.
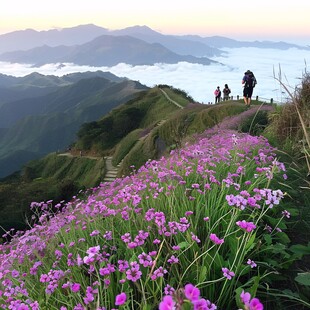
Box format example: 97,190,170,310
1,128,305,310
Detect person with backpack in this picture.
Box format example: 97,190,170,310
214,86,221,103
242,70,257,107
223,84,231,101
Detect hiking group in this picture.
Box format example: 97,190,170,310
214,84,231,103
213,69,257,106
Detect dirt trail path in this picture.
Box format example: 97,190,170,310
159,88,184,109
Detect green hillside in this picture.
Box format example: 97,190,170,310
1,72,310,309
0,85,269,234
0,76,147,177
0,153,105,232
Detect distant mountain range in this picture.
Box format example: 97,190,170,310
0,71,148,177
0,35,216,67
0,24,308,67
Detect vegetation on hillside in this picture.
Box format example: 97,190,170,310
74,86,189,154
0,74,146,178
0,154,105,232
0,130,297,309
264,71,310,174
1,73,310,309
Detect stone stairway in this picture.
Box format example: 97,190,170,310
103,156,120,182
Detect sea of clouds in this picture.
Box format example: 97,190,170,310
1,47,310,104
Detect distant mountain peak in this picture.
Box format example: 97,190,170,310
117,25,160,35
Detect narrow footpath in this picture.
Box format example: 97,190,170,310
159,88,184,109
102,156,119,182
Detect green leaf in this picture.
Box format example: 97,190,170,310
282,289,302,299
245,233,256,253
235,287,244,309
178,241,190,249
249,275,260,297
263,234,272,245
272,243,287,254
198,265,207,283
276,232,290,245
290,244,310,256
295,273,310,286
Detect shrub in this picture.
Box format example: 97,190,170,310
239,110,269,135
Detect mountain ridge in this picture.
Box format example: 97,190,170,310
0,34,216,67
0,72,148,177
0,24,308,58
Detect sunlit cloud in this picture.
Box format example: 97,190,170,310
1,47,309,103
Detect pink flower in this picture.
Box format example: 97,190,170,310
240,291,264,310
247,259,257,268
71,283,81,292
191,232,201,243
236,220,256,233
126,267,142,282
159,295,175,310
184,283,200,301
193,298,217,310
240,290,251,304
222,267,235,280
282,210,290,218
115,292,127,306
86,245,100,257
209,233,224,245
249,298,264,310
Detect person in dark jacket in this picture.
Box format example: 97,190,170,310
223,84,231,101
242,70,257,107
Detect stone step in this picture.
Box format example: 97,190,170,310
105,173,118,178
103,177,116,182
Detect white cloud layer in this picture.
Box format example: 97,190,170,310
1,47,310,104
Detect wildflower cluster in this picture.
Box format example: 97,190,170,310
0,130,289,309
159,284,217,310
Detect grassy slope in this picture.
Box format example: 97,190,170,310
119,101,247,176
0,153,104,232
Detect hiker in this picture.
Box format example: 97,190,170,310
242,70,257,107
223,84,231,101
214,86,221,103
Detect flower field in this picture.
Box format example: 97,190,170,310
0,129,292,310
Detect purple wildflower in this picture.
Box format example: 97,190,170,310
184,283,200,301
209,233,224,245
167,255,179,264
240,290,251,304
249,298,264,310
71,283,81,293
236,220,256,233
191,232,201,243
164,284,175,296
193,298,217,310
282,210,290,218
115,292,127,306
247,259,257,268
222,267,235,280
159,295,175,310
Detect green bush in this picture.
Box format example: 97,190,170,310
239,110,269,135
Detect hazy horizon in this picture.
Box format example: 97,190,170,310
1,0,309,44
0,24,309,47
1,47,309,104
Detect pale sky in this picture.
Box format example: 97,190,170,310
0,0,310,44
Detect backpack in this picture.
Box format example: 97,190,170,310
244,73,257,88
223,88,231,95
